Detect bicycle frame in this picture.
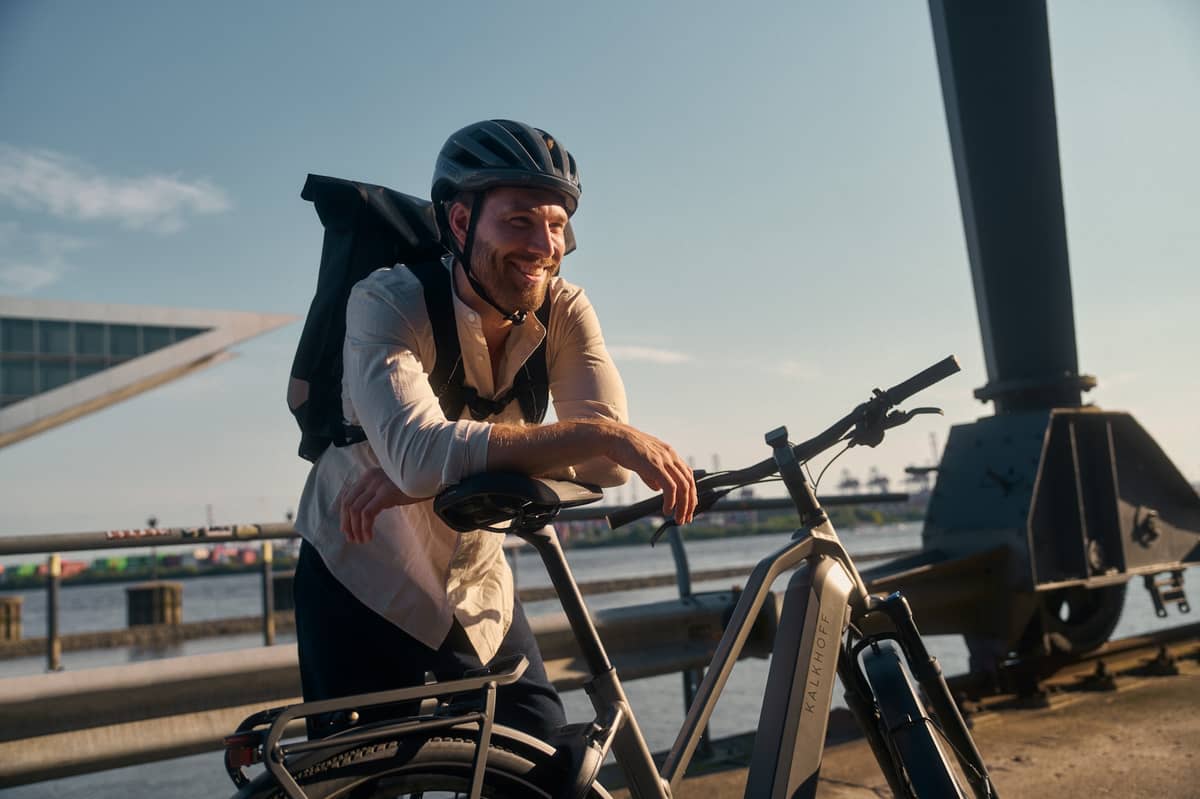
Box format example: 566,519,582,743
233,502,981,799
230,358,997,798
518,501,868,798
514,423,992,798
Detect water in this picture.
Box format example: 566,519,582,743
0,571,289,676
2,524,1190,797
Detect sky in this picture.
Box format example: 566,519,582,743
0,1,1197,536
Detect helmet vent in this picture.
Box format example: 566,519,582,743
475,134,520,165
546,137,566,172
448,146,485,169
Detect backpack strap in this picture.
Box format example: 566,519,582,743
408,261,551,424
513,298,552,423
338,261,456,447
407,260,462,415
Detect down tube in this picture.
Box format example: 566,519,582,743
662,537,816,791
744,557,853,799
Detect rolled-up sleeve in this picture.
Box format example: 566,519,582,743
344,278,490,498
548,285,630,488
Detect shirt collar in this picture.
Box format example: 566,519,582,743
444,256,547,399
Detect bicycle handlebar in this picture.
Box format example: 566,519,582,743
606,356,960,530
880,354,960,407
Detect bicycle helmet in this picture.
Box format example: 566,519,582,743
432,120,581,325
432,119,581,213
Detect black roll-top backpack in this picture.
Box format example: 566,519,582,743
288,174,550,463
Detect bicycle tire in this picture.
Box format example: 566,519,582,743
233,725,614,799
862,640,970,798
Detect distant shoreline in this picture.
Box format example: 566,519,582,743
561,504,923,550
0,504,924,593
0,560,298,593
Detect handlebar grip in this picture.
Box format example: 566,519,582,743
884,355,960,405
606,495,664,529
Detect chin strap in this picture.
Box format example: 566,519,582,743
447,192,528,326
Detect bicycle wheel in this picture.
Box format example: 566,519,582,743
234,725,613,799
861,640,970,798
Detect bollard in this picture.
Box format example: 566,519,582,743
261,542,275,646
272,572,295,612
666,526,712,758
46,554,62,671
126,582,183,626
0,594,21,641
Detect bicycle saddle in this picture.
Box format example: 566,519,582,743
434,472,603,533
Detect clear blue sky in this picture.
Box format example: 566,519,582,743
1,1,1197,535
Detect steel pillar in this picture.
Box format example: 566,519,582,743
930,0,1094,412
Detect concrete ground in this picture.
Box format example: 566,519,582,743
609,648,1200,798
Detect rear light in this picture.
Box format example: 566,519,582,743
224,731,264,767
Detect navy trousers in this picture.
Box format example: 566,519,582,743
294,540,566,740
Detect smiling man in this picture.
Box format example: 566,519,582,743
292,119,697,741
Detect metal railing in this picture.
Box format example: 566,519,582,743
0,492,909,672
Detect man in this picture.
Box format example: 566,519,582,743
293,119,697,741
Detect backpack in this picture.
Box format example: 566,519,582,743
289,174,551,463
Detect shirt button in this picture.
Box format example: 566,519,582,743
468,312,478,322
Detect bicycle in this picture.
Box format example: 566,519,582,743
224,355,998,798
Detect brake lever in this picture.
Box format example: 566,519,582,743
849,404,944,448
882,406,943,429
649,488,722,546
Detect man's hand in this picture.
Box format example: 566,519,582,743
338,468,423,543
602,423,697,525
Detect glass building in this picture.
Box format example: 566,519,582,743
0,318,209,408
0,297,294,448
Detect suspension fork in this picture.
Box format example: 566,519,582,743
874,593,997,798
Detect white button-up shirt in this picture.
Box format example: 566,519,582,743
295,258,628,661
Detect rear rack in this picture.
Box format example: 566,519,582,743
224,655,529,799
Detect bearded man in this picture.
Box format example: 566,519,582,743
292,120,697,740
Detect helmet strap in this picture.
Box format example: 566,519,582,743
452,192,528,326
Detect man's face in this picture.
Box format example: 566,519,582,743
463,186,569,314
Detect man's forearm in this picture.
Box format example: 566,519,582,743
486,419,617,476
487,417,697,524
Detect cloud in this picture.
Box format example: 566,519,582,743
608,345,694,365
0,263,62,293
0,143,230,233
0,225,89,293
767,359,824,381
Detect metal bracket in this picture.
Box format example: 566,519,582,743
1143,570,1189,618
1133,506,1162,547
